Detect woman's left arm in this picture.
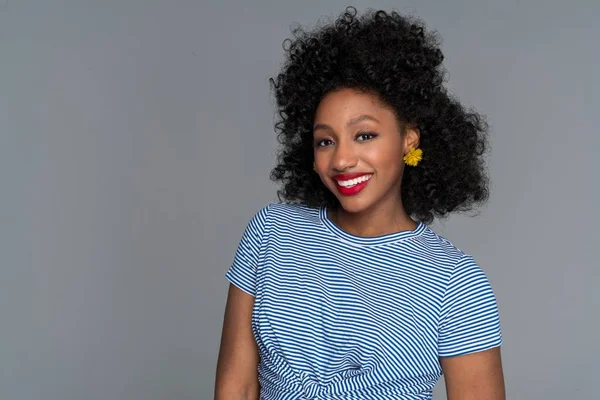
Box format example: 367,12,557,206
440,346,505,400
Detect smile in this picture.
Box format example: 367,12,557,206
333,174,373,196
335,174,372,187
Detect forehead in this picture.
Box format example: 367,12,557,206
314,88,395,123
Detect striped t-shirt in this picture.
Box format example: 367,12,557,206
226,202,502,399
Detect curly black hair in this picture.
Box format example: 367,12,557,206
269,7,489,224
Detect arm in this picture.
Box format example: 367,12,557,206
214,284,260,400
440,346,505,400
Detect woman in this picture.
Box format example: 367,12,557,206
215,7,505,399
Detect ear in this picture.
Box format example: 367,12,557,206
403,125,420,154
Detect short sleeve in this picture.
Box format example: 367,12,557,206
438,255,503,357
225,204,270,296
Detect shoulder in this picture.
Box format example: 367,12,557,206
260,202,320,224
242,203,324,249
415,226,494,292
243,202,321,234
409,224,474,273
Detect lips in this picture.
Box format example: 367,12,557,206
332,173,373,196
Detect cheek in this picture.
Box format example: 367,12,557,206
363,145,403,171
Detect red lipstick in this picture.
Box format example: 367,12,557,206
332,173,372,196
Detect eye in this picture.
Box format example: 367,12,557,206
356,132,378,141
315,139,334,147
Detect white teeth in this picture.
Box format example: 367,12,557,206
336,174,372,187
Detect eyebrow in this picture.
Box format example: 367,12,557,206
313,114,380,132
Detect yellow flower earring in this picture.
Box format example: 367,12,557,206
403,147,423,167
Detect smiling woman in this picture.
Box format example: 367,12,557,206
312,88,420,224
215,6,505,400
269,8,489,227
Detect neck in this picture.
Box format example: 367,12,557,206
330,198,417,238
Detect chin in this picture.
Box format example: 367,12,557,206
336,196,373,214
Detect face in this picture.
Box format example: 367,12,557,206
313,88,419,214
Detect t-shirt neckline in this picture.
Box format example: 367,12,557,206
318,206,426,246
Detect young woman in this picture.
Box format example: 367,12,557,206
215,7,505,399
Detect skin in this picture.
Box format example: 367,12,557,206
440,347,506,400
214,285,259,400
313,88,420,237
215,87,505,399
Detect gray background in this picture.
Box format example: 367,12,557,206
1,0,598,399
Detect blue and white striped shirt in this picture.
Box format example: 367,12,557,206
226,203,502,399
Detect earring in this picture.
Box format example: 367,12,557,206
313,162,317,172
403,147,423,167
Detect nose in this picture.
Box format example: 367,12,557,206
331,140,358,172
